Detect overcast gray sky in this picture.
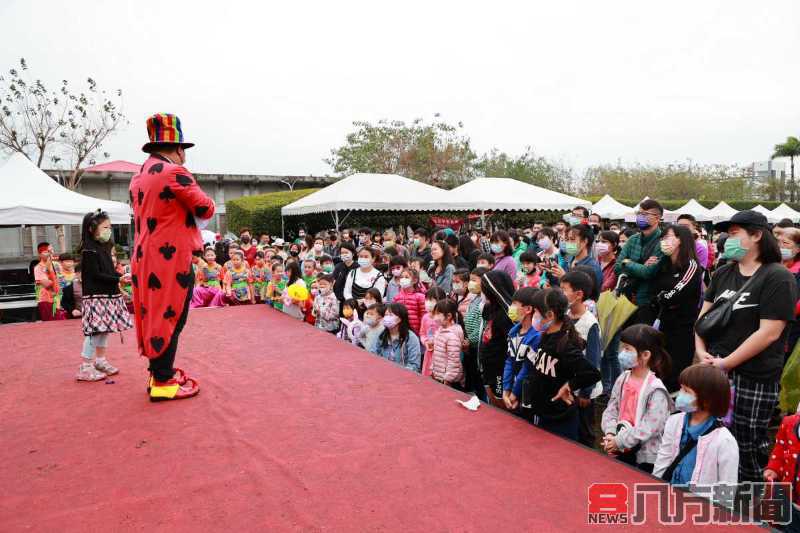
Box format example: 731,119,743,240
1,0,798,176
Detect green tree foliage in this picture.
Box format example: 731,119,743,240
326,116,476,188
773,136,800,203
473,146,574,193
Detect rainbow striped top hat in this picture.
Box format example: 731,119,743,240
142,113,195,153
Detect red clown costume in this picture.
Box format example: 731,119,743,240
130,113,215,401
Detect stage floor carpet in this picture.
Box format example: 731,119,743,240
0,306,758,531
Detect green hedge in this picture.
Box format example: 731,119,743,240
226,189,322,236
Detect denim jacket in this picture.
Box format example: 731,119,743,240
370,330,422,373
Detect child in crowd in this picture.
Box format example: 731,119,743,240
118,257,134,312
572,264,600,318
281,261,307,319
266,262,287,311
34,242,64,321
385,255,408,304
359,303,386,349
517,251,541,289
369,303,421,372
476,253,495,270
430,298,465,388
192,247,226,308
392,268,426,335
302,258,318,288
61,263,83,318
601,324,672,473
420,286,447,376
338,298,363,345
251,251,270,303
451,268,475,316
320,255,335,275
409,256,433,288
362,287,383,313
652,365,738,495
478,270,515,406
224,250,254,305
520,288,601,441
765,409,800,528
561,270,603,447
313,274,340,334
463,267,489,400
502,287,541,412
57,253,77,290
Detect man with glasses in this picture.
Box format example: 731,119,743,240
614,199,665,322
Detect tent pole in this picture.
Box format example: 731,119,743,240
334,210,340,233
481,209,486,228
281,216,285,240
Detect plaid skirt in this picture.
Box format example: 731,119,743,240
82,294,133,336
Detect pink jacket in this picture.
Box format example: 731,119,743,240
431,324,464,384
393,289,426,335
420,313,439,377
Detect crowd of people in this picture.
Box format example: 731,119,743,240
31,199,800,517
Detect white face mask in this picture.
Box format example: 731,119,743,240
425,300,435,313
399,278,413,289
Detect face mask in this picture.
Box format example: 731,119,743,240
322,264,334,273
391,267,403,277
635,214,651,230
477,262,489,269
424,300,435,313
722,237,748,261
468,280,481,294
382,315,400,329
299,233,306,239
342,309,354,318
563,214,580,226
358,237,368,246
507,305,522,323
399,278,413,289
340,253,353,263
674,391,697,413
98,228,112,243
537,238,552,251
617,349,638,370
490,243,503,254
240,236,251,244
660,239,675,256
432,315,444,326
532,315,553,332
321,287,332,295
364,299,376,308
452,282,464,294
413,238,420,247
357,257,372,268
313,244,323,252
365,316,378,327
594,242,610,256
384,240,395,248
289,250,299,257
559,241,568,253
781,247,794,261
564,242,579,257
524,232,533,239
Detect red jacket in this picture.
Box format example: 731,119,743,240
766,414,800,503
392,289,426,335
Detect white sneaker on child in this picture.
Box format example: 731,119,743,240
94,357,118,376
77,362,106,382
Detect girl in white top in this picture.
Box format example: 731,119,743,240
343,247,387,305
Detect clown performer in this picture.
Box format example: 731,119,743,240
130,113,215,402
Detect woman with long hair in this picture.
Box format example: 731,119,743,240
428,240,456,293
370,303,421,372
76,210,133,381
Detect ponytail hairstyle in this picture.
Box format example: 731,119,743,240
619,324,672,379
433,297,462,329
531,288,585,353
78,209,112,254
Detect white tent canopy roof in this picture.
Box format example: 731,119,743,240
281,173,453,216
751,204,780,224
445,177,591,211
0,153,131,225
708,201,738,223
591,194,633,220
770,203,800,223
674,199,714,222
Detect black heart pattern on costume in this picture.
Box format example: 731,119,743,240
195,205,209,218
185,210,196,228
131,274,138,288
147,272,161,290
150,336,165,353
163,305,176,319
137,189,144,206
148,163,164,174
147,217,157,232
176,271,193,289
140,303,146,316
158,186,176,202
159,243,177,260
136,245,143,260
175,174,193,187
135,217,140,234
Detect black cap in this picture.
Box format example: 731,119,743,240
713,210,769,232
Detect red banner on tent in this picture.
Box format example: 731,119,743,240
430,216,464,230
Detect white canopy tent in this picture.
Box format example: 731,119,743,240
445,177,591,211
708,201,738,223
751,204,780,224
673,199,714,222
770,203,800,223
591,194,633,220
0,153,131,225
281,173,454,231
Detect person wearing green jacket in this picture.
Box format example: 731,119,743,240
614,199,665,322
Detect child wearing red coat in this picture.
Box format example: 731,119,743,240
765,413,800,527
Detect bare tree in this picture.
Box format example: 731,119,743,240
280,176,303,191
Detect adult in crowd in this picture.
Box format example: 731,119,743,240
596,230,619,292
413,228,433,267
357,227,373,249
382,229,407,257
428,240,456,293
777,227,800,358
445,234,470,270
458,234,481,270
238,227,258,266
695,210,797,483
676,214,708,269
555,223,602,291
587,213,603,235
651,224,703,392
332,242,357,302
614,199,665,323
130,113,215,402
489,230,518,281
343,246,387,304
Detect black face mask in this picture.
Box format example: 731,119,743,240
241,236,251,244
289,250,299,257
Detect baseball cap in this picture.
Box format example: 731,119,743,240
713,210,769,232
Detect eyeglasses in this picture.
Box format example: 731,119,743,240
636,211,661,219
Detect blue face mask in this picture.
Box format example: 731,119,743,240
636,214,651,230
490,243,503,254
532,315,553,332
617,349,638,370
674,391,697,413
559,241,568,253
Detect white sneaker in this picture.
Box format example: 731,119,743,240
94,357,118,376
77,362,106,382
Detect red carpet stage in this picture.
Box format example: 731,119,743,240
1,306,758,531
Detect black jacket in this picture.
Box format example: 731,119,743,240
333,260,356,302
81,244,121,296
